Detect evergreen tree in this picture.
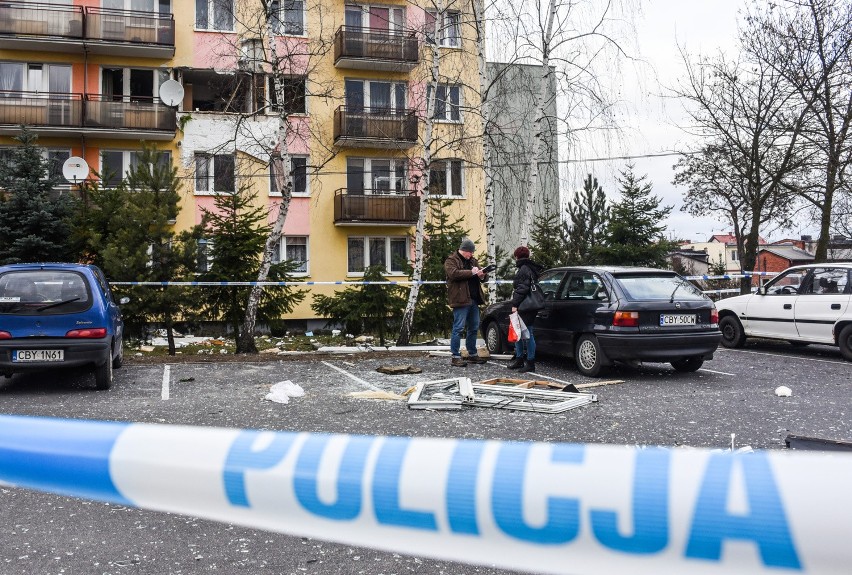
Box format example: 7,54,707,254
594,165,675,267
0,129,74,264
529,198,567,270
564,173,608,264
69,178,127,267
311,265,407,346
199,182,305,352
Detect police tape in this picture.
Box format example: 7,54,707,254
1,415,849,574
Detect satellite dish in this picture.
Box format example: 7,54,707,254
159,79,185,107
62,156,89,184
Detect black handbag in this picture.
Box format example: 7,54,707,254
518,281,546,312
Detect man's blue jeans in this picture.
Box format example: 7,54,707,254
514,325,536,360
451,304,480,357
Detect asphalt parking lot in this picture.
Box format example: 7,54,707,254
1,341,851,575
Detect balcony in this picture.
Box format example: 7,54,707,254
0,3,174,58
334,106,418,149
0,92,176,140
334,27,419,72
333,189,420,226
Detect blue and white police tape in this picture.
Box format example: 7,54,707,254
1,415,850,574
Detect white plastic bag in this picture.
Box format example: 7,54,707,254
265,380,305,404
508,312,529,343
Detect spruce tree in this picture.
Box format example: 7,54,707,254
594,165,675,267
529,198,567,270
199,182,305,352
564,173,608,265
0,129,74,264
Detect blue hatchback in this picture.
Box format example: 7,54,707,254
0,263,125,389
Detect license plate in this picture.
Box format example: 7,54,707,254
12,349,64,362
660,314,696,326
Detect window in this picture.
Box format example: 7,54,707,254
271,76,307,114
345,79,407,113
805,268,848,295
104,0,171,12
426,83,460,121
429,160,463,197
271,0,304,35
346,158,407,194
101,150,171,188
730,251,738,261
345,4,404,32
269,156,308,196
425,10,460,47
197,238,214,272
196,0,233,31
347,236,407,274
0,147,71,186
0,62,70,93
101,67,170,102
272,236,309,273
195,153,235,193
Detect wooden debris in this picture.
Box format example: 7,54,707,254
376,364,423,375
347,390,407,401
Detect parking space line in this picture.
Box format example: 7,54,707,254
725,348,849,366
321,361,383,392
697,368,736,376
161,365,170,400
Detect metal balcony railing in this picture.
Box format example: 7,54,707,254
85,7,174,46
333,106,418,147
0,2,84,39
334,26,418,68
333,189,420,224
0,91,83,128
84,95,176,131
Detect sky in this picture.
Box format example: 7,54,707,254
558,0,816,243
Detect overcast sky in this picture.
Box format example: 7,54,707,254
559,0,813,243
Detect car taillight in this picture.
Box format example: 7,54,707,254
0,331,11,339
613,311,639,327
710,307,719,325
65,328,107,338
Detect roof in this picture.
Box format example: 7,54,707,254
710,233,768,245
758,245,815,262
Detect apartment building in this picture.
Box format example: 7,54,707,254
0,0,485,326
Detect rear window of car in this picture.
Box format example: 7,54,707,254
614,274,707,301
0,270,93,315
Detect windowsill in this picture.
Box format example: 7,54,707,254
269,192,311,198
194,190,236,196
433,118,462,124
264,111,309,117
193,28,236,33
430,194,465,200
273,32,308,38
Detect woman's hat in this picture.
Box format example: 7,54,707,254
513,246,530,259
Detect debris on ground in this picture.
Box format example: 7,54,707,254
347,390,408,401
376,364,423,375
775,386,793,397
178,377,195,382
264,380,305,404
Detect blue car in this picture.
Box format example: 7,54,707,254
0,263,126,390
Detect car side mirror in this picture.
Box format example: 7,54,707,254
756,287,766,295
119,296,130,305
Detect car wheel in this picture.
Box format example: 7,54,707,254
485,322,504,354
671,357,704,372
838,325,852,361
719,316,746,348
112,338,124,369
575,334,605,377
94,358,113,390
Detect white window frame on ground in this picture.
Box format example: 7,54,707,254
429,159,463,198
426,83,461,122
269,156,309,196
100,150,171,188
347,236,408,275
195,0,234,31
425,10,460,47
271,0,305,36
272,235,309,275
194,153,235,194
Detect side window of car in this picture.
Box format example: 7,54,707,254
560,273,602,300
539,270,566,299
804,268,847,295
766,269,807,295
92,268,112,303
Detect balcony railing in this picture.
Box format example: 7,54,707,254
84,95,176,132
0,91,83,129
334,189,420,225
0,3,174,56
334,106,418,149
334,26,418,71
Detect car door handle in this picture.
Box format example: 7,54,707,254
783,304,792,310
832,304,841,310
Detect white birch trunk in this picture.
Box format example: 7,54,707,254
396,0,443,346
519,0,556,245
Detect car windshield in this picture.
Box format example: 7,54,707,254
0,270,92,316
614,274,706,301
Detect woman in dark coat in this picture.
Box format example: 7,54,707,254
508,246,544,373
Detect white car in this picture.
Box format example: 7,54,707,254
716,263,852,359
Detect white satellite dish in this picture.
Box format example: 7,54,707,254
159,79,185,107
62,156,89,184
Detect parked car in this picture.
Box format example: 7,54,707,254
481,266,721,376
0,263,126,389
716,263,852,359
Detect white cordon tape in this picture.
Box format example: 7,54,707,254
2,415,848,574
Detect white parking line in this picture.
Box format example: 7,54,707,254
724,348,849,366
161,365,170,400
698,368,736,376
321,361,383,392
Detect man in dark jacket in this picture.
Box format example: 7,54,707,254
444,238,488,367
